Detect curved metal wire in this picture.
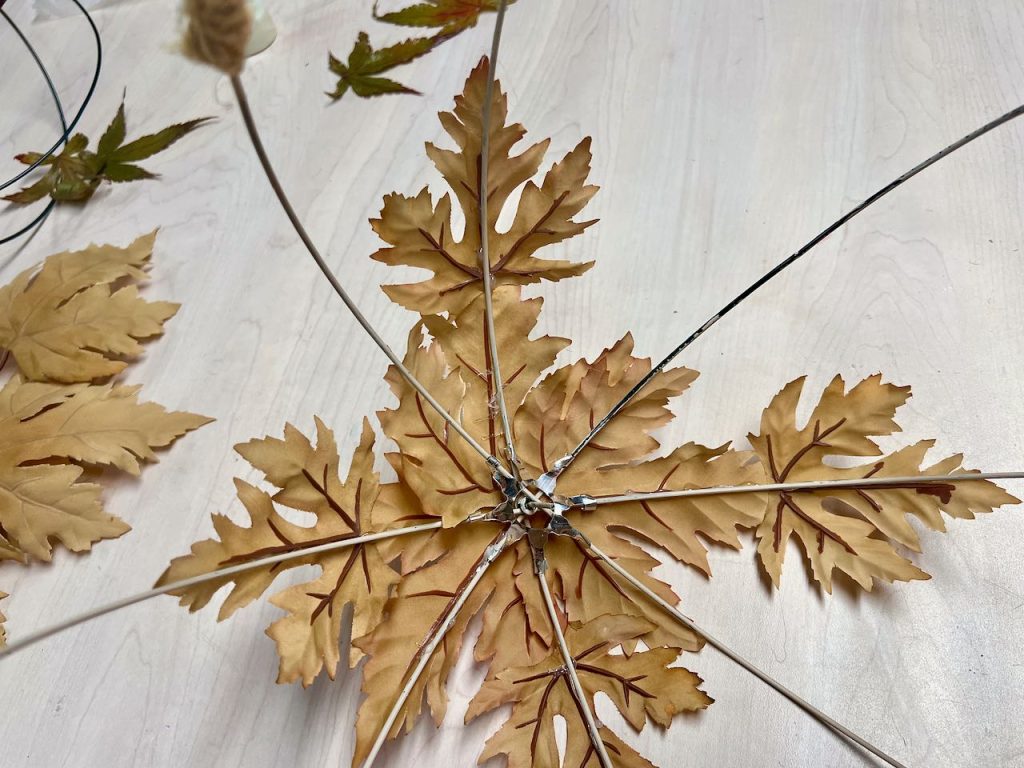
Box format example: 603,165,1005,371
0,0,102,193
586,542,909,768
536,102,1024,494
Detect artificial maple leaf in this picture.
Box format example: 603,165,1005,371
577,443,767,576
467,614,711,768
422,284,569,459
514,334,698,480
351,521,513,764
373,0,508,34
159,418,399,684
378,326,500,527
747,374,1019,591
371,60,597,313
0,375,209,563
327,32,438,100
3,98,210,204
0,231,178,383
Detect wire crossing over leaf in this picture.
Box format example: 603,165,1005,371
748,375,1018,591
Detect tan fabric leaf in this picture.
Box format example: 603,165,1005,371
423,285,569,458
0,375,205,561
469,614,711,768
236,416,352,523
0,381,211,475
545,528,701,654
0,462,117,563
160,419,396,685
577,444,767,575
378,328,501,526
748,374,1018,591
373,485,554,669
515,334,698,480
266,534,398,684
352,524,505,766
371,60,595,314
0,231,179,382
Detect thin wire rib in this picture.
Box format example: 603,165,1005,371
586,542,909,768
0,5,68,247
361,527,517,768
228,75,513,481
0,200,56,248
536,102,1024,494
0,0,102,192
537,566,614,768
0,521,442,660
582,471,1024,508
478,0,519,472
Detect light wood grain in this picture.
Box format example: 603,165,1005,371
2,1,1024,766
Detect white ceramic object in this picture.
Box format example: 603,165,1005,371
245,0,276,56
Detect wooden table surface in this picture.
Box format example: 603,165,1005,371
2,1,1024,766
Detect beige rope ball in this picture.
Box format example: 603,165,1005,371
181,0,253,76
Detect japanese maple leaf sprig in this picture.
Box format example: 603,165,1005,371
328,0,512,99
3,97,211,205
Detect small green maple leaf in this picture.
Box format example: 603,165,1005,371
327,32,439,100
372,0,509,34
3,98,212,205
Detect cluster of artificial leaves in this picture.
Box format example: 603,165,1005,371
0,232,211,645
165,64,1017,766
328,0,509,100
3,98,211,205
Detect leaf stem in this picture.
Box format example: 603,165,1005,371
227,74,513,483
585,542,910,768
0,521,443,661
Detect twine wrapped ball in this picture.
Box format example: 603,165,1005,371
182,0,253,76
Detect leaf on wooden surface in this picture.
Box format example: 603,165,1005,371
0,375,208,563
0,231,178,382
373,0,507,33
352,522,510,764
3,98,210,205
330,1,510,100
378,326,501,527
159,419,400,684
515,335,697,480
468,614,711,768
328,32,438,100
748,374,1019,591
577,444,767,576
371,60,597,313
